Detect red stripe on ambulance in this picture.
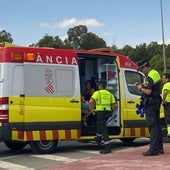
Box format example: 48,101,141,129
26,131,33,141
40,131,46,140
52,130,59,140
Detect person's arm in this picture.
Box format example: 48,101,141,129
162,89,168,105
111,103,117,110
136,77,152,95
89,98,96,115
81,96,86,103
110,95,117,110
139,87,152,95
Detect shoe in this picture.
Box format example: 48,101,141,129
159,149,164,154
163,136,170,143
100,149,112,154
143,149,159,156
100,144,112,154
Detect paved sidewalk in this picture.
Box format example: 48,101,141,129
43,143,170,170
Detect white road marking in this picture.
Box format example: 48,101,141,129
0,161,34,170
31,154,77,163
78,150,100,154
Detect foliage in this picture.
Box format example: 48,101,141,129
2,27,170,74
36,34,65,48
67,25,88,49
80,32,106,50
0,29,13,43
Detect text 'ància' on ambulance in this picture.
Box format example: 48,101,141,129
0,42,166,153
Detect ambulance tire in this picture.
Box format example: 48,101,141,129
4,141,27,150
119,138,136,143
30,140,58,154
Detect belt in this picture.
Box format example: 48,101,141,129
97,110,111,113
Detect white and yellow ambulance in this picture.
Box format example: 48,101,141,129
0,42,165,153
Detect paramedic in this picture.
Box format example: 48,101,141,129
89,80,116,154
136,59,163,156
162,73,170,142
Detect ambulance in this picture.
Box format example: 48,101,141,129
0,42,164,153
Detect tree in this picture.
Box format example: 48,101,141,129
165,44,170,58
53,36,64,48
147,41,162,59
63,39,72,49
111,44,118,52
36,34,55,47
80,32,106,50
118,45,135,58
131,43,148,62
0,29,13,43
67,25,88,49
36,34,65,48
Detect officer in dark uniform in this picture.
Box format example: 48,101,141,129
136,59,163,156
89,80,116,154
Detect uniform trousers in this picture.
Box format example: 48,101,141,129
96,111,112,142
145,98,163,151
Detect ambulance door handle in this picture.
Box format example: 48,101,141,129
127,100,135,104
70,99,79,103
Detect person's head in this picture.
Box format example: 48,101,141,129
85,80,92,89
97,80,106,90
162,73,170,84
137,59,150,74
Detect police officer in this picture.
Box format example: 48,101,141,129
89,80,116,154
136,59,163,156
162,73,170,142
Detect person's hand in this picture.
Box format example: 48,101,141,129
136,83,142,91
134,82,140,86
91,109,96,115
162,101,167,107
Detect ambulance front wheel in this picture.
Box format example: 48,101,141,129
30,140,58,154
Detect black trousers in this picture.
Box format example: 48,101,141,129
145,99,163,151
96,111,112,142
164,103,170,124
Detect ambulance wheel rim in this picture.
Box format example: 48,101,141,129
30,140,58,154
38,140,54,149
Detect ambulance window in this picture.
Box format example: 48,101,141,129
55,67,75,97
125,70,143,96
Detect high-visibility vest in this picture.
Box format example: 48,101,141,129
91,89,115,111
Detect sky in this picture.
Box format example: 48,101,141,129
0,0,169,48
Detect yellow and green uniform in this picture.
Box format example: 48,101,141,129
162,82,170,136
162,82,170,103
92,89,115,111
91,89,115,144
142,69,163,152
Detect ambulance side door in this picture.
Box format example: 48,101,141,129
122,70,144,123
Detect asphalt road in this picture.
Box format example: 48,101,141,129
0,138,150,170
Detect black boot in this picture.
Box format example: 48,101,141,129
143,149,159,156
100,144,111,154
